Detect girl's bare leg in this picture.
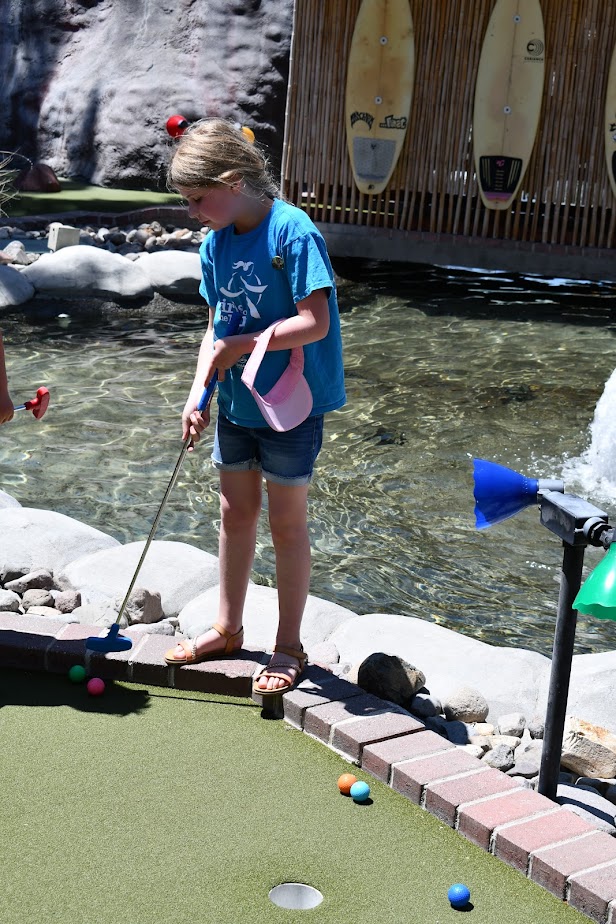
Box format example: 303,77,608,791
169,469,261,658
255,481,310,692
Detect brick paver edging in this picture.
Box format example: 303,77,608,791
2,615,616,923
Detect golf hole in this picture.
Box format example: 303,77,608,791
268,883,324,910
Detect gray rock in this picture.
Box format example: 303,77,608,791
53,590,82,614
444,686,489,723
510,777,535,790
482,744,516,772
126,620,176,637
468,735,491,753
22,247,153,300
0,507,119,576
26,605,66,619
307,640,340,667
0,265,35,308
0,564,27,584
576,777,609,797
561,716,616,779
506,758,541,779
557,782,616,835
357,652,426,708
443,721,472,745
473,722,495,737
72,603,125,629
123,587,164,625
538,648,616,733
21,588,54,609
423,717,450,739
61,540,219,620
2,241,30,265
330,614,550,720
410,693,443,719
5,569,54,593
0,589,21,612
135,252,201,295
488,734,522,751
459,745,486,760
0,490,21,510
497,712,526,738
528,717,545,739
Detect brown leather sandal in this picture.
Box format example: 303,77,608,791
252,644,307,696
164,623,244,666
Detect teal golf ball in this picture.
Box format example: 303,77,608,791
349,780,370,802
448,884,470,908
68,665,87,683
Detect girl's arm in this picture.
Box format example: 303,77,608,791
0,331,14,425
207,288,330,383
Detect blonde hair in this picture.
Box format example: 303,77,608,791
167,118,279,199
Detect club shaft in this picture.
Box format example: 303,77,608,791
114,436,192,626
113,371,220,627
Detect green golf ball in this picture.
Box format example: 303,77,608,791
68,664,87,683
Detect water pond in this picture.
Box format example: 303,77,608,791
1,260,615,656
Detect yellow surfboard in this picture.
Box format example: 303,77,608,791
473,0,545,210
605,40,616,200
345,0,415,195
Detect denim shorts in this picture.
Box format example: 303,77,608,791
212,412,324,486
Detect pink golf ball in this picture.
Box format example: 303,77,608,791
87,677,105,696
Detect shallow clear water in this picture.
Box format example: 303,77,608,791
1,261,616,657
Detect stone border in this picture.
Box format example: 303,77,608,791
2,613,615,923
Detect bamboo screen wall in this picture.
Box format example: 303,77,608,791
281,0,616,251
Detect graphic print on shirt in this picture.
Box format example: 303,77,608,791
219,261,267,322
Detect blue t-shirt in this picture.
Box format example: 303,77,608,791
199,198,346,428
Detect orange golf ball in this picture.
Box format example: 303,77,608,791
337,773,358,795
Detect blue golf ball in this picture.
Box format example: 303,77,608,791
448,883,471,908
349,780,370,802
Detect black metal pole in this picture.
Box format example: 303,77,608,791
537,542,585,800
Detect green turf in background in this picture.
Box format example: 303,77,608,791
0,670,588,924
5,180,182,217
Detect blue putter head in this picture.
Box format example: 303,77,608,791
85,623,133,653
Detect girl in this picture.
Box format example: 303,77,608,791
164,119,345,695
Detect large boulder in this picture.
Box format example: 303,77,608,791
539,650,616,732
357,653,425,708
59,540,219,619
330,614,550,720
135,252,201,295
561,716,616,778
14,162,61,192
0,507,119,577
0,1,293,188
0,490,21,510
178,581,356,653
0,265,35,308
21,247,153,299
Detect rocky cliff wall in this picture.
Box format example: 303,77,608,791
1,0,293,188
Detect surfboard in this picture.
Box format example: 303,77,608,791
473,0,545,210
345,0,415,196
605,40,616,200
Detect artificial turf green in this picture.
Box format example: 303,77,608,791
0,669,588,924
5,180,182,217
